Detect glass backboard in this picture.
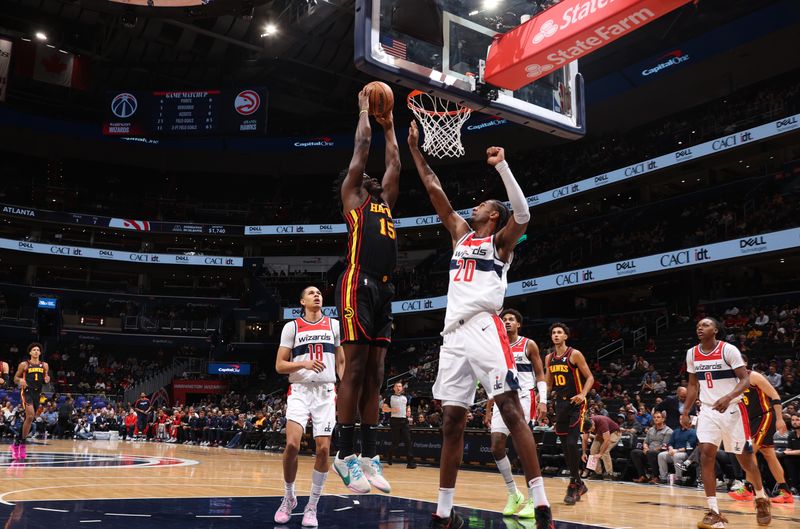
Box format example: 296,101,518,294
355,0,585,138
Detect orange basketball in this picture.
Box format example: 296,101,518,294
366,81,394,117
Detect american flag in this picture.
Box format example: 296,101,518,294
380,35,407,60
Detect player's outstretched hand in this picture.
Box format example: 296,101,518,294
375,111,394,129
408,120,419,149
358,86,371,112
486,146,505,166
305,360,326,373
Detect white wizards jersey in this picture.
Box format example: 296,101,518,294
443,231,511,334
685,340,745,407
280,316,340,384
511,337,534,391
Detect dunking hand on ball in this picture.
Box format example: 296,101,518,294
486,146,505,166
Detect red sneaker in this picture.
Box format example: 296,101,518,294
728,486,754,501
771,489,794,504
9,443,18,460
18,444,26,459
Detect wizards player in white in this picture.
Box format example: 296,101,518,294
681,317,771,529
483,308,547,516
408,120,553,529
275,286,345,527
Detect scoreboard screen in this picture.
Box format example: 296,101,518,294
103,88,267,137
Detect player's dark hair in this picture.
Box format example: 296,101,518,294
27,342,43,355
549,322,570,337
583,417,593,431
491,200,510,233
703,316,725,338
500,308,523,325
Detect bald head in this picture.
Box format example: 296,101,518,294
677,386,687,401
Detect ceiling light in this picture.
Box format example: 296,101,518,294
482,0,501,9
35,32,47,41
261,23,277,37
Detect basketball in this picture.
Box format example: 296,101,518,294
366,81,394,117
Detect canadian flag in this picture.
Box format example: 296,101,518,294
13,40,90,90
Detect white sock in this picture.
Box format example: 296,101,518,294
436,488,455,518
285,481,296,498
495,457,518,495
307,470,328,508
528,476,550,507
754,487,767,499
707,496,719,513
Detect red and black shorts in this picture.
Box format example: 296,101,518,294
554,397,587,436
335,267,394,345
750,411,776,448
21,388,41,412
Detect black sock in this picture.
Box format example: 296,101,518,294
565,442,581,480
338,424,355,457
361,424,378,458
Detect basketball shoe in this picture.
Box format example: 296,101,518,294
18,443,26,459
273,495,297,523
502,490,525,516
755,497,771,526
301,505,318,527
429,509,464,529
563,480,579,505
728,482,754,501
516,498,536,518
359,455,391,493
697,510,728,529
533,505,556,529
9,442,18,460
771,488,794,504
332,452,371,494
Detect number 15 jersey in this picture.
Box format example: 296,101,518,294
280,316,340,384
443,231,511,334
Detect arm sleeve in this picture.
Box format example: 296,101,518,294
279,322,296,349
332,319,341,347
685,348,695,374
495,160,530,224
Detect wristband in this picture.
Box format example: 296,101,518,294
536,381,548,405
359,109,369,115
770,398,781,406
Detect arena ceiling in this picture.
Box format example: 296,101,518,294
0,0,796,138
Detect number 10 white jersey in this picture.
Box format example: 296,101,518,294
443,231,511,334
280,316,340,384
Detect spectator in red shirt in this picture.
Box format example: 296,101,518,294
122,409,136,441
581,415,621,480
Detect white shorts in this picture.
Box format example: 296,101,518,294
432,312,521,408
286,382,336,438
491,389,533,436
696,401,751,454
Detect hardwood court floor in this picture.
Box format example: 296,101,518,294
0,440,796,529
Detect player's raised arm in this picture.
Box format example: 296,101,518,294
488,147,530,260
375,111,400,209
407,120,469,245
341,87,373,212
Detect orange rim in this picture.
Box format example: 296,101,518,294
407,90,471,117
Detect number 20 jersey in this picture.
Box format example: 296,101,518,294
443,231,511,334
279,316,340,384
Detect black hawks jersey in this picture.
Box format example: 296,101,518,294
24,362,45,391
344,196,397,277
549,347,583,400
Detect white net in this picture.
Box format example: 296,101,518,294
407,91,472,159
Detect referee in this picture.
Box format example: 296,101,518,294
383,381,416,468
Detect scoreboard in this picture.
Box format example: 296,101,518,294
103,88,267,136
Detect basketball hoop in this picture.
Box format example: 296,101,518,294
407,90,472,159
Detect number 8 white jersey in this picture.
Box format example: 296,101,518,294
280,316,340,383
443,231,511,334
685,340,745,407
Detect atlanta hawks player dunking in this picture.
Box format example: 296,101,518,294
681,317,771,528
408,121,553,529
483,308,547,517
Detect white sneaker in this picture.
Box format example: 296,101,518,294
301,505,318,527
359,455,391,494
729,480,745,491
274,495,297,523
332,452,371,494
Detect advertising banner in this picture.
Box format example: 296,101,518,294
0,38,11,102
208,362,251,375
